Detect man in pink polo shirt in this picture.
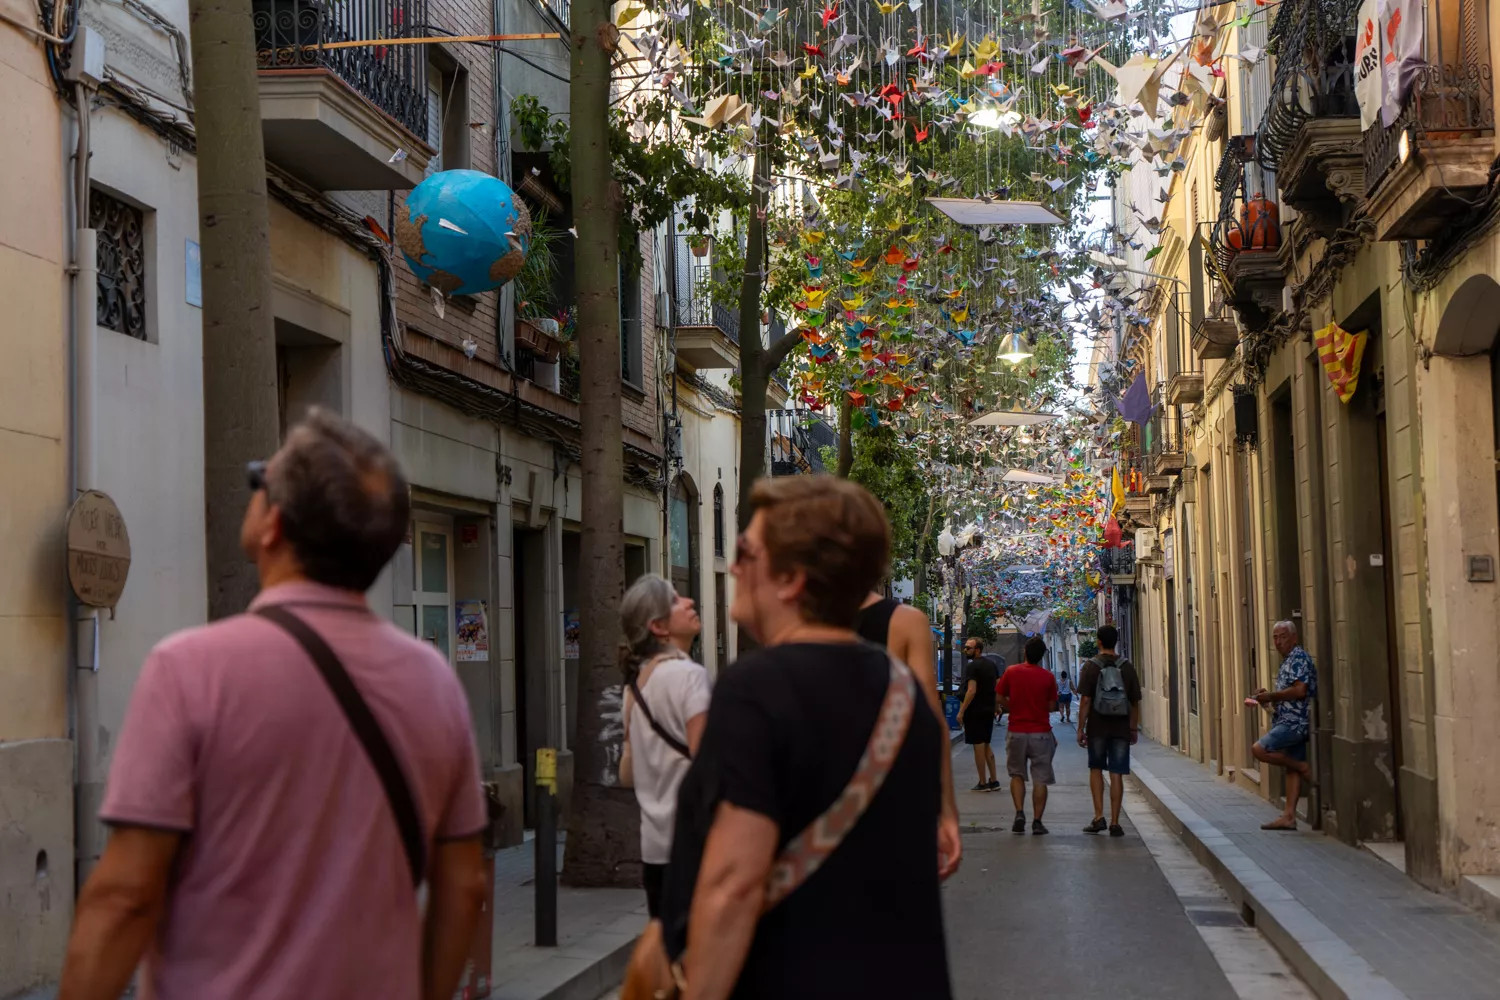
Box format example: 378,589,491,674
59,409,489,1000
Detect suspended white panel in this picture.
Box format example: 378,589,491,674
1002,469,1064,485
968,410,1061,427
925,198,1065,226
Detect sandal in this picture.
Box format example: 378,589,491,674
1261,818,1297,831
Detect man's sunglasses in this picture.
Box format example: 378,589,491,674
246,460,268,493
734,534,759,567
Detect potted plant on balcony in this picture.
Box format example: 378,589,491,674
513,209,566,364
689,234,711,257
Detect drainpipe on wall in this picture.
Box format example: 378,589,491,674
68,79,101,884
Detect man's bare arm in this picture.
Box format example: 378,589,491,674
422,837,489,1000
59,827,181,1000
890,605,961,877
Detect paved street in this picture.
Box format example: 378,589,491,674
599,718,1314,1000
942,719,1307,1000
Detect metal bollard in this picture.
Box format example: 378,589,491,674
534,747,558,947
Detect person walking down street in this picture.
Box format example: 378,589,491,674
59,409,488,1000
996,636,1059,835
618,574,711,918
957,638,1001,791
857,593,962,876
1057,666,1075,724
1252,620,1319,832
653,476,952,1000
1077,624,1142,838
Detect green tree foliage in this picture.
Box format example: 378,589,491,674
510,93,750,271
844,424,930,582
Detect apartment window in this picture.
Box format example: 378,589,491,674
712,483,725,557
92,189,147,340
425,53,471,175
670,475,699,607
620,261,643,386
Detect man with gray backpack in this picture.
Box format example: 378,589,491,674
1076,625,1142,837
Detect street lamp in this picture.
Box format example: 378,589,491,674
998,331,1033,364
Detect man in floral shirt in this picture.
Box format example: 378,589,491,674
1252,620,1318,831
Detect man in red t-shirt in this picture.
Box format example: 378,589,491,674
996,636,1060,835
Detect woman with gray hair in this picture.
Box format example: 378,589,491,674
618,573,709,917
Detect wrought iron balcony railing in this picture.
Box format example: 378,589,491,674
1147,385,1184,460
768,408,836,476
1102,547,1136,579
1256,0,1361,173
1210,138,1283,277
677,251,741,344
254,0,430,140
1365,60,1496,192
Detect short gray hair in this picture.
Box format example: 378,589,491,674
272,408,409,591
618,573,676,679
1272,620,1299,639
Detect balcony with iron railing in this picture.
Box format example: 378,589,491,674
1162,288,1203,406
673,248,741,369
1146,385,1186,483
1102,546,1137,583
253,0,432,190
1209,136,1284,331
1256,0,1364,228
768,409,836,476
1364,0,1496,240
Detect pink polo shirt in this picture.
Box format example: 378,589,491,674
100,581,486,1000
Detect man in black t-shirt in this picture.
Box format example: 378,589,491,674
956,638,1001,791
1076,624,1143,837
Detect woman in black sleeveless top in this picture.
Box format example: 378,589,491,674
856,595,900,646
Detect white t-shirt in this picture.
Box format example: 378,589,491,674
628,653,712,864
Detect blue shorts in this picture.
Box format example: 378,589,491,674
1258,723,1309,762
1087,735,1131,775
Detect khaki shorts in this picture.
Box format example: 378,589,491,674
1006,731,1058,784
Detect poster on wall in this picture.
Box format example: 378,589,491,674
1354,0,1384,130
563,609,580,659
455,600,489,663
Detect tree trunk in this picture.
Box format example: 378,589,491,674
190,0,280,619
736,136,802,528
562,0,635,888
836,396,854,477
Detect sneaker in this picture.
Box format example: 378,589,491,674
1012,812,1027,834
1109,824,1125,838
987,780,1001,791
1032,819,1049,836
1082,817,1108,835
970,782,990,792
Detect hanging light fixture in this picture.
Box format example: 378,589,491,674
998,332,1033,364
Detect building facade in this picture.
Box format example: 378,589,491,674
0,0,763,990
1108,0,1500,908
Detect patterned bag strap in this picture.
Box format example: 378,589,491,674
762,655,917,910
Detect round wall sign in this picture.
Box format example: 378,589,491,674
67,490,132,609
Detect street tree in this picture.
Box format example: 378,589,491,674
188,0,280,619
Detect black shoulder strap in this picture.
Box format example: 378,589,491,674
628,675,692,759
256,606,426,887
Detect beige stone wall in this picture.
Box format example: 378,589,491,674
1405,234,1500,882
0,8,71,992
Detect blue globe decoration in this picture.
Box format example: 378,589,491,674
395,170,531,296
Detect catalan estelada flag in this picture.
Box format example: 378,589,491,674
1315,321,1368,403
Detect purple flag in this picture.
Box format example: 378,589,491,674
1117,372,1153,425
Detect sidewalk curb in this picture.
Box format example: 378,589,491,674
530,933,639,1000
1130,763,1409,1000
